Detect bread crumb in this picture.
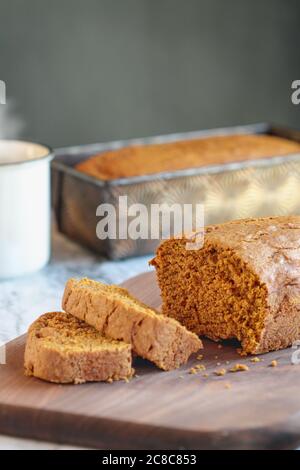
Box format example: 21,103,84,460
179,375,184,379
124,377,130,383
270,360,278,367
196,354,203,361
230,363,249,373
217,344,223,349
250,357,261,363
189,364,206,374
226,361,230,365
216,362,221,366
203,373,209,378
214,368,227,376
106,378,113,383
74,378,85,385
237,348,247,357
224,382,232,389
214,355,218,359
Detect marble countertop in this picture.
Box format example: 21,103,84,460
0,227,152,449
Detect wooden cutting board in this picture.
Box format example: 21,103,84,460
1,271,300,450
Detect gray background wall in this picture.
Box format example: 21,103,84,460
0,0,300,147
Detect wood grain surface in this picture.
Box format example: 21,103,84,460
1,271,300,449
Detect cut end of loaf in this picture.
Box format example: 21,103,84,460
151,238,268,355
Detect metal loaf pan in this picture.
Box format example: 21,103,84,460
52,123,300,259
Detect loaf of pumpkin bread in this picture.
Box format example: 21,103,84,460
150,215,300,355
24,311,133,383
62,278,202,370
75,134,300,180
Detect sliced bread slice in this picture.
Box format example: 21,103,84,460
24,311,133,384
62,278,202,371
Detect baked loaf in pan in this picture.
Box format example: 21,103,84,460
24,311,132,383
150,216,300,355
75,134,300,180
62,278,202,370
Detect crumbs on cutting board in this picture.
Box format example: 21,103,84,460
189,364,206,374
214,368,227,376
229,363,249,373
250,357,261,363
181,353,281,385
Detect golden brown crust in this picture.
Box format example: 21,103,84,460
75,134,300,180
24,312,132,383
62,279,202,371
151,216,300,355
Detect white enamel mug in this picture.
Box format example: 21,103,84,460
0,140,53,279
